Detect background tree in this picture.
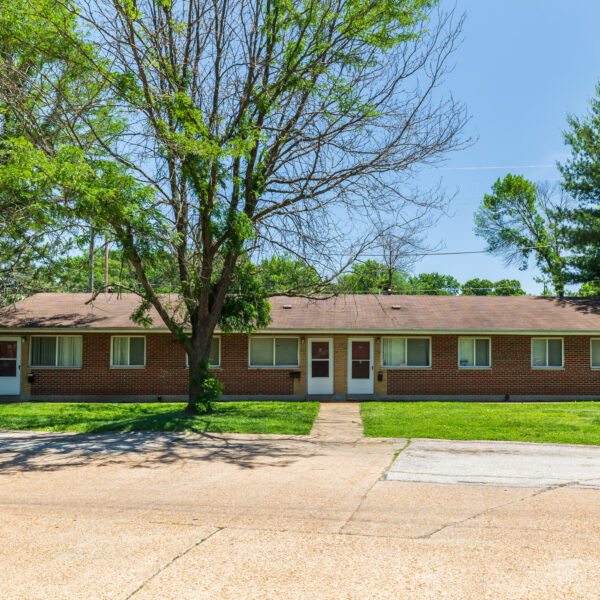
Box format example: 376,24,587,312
408,272,460,295
461,278,494,295
0,0,124,305
258,255,321,295
0,0,467,412
336,260,411,293
474,174,569,295
492,278,524,296
559,83,600,288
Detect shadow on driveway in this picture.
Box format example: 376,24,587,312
0,430,322,474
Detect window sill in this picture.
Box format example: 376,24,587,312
531,366,564,370
458,366,492,370
248,365,300,369
29,366,83,370
381,366,432,370
110,366,146,369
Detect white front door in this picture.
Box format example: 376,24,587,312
347,338,374,394
307,338,333,395
0,337,21,395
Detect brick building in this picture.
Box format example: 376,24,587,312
2,293,600,401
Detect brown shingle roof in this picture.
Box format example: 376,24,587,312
2,292,600,333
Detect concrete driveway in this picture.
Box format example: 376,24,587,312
386,438,600,488
1,406,600,599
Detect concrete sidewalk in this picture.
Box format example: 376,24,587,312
386,437,600,488
309,402,364,442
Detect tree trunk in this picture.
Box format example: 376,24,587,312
185,327,219,414
104,233,109,289
88,228,95,293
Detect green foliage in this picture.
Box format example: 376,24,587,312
336,260,410,293
492,279,525,296
474,174,567,294
259,255,321,294
461,278,524,296
407,272,460,295
578,282,600,297
461,278,494,296
559,82,600,285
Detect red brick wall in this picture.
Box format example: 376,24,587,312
386,334,600,397
29,333,294,397
27,332,600,398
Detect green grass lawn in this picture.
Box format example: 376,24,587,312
0,402,320,435
361,401,600,445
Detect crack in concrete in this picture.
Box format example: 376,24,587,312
338,439,409,535
125,526,224,599
418,482,578,540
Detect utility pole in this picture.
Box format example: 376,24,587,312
88,227,95,293
104,233,109,289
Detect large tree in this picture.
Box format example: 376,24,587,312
559,83,600,286
408,272,460,295
474,174,569,295
0,0,122,304
0,0,467,411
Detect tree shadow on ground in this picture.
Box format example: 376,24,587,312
0,427,322,474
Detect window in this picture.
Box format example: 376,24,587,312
531,338,563,368
458,338,491,368
249,337,299,367
382,337,430,368
186,338,221,367
111,336,145,367
591,339,600,369
30,336,82,367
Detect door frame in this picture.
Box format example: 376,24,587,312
347,337,374,395
0,336,21,395
307,337,334,395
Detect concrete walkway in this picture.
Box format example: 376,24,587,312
309,403,364,442
386,438,600,488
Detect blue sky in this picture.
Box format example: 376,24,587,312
413,0,600,293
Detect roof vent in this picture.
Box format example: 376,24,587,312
282,304,293,309
391,305,402,310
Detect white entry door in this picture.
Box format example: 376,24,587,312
347,338,374,395
307,338,333,395
0,337,21,395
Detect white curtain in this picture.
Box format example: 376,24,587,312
57,337,82,367
382,338,405,367
531,339,546,366
112,337,129,366
458,339,474,367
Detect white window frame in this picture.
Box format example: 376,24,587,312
110,335,146,368
186,336,221,368
380,336,432,369
458,337,492,369
590,338,600,369
29,335,83,369
248,336,300,368
531,337,564,369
